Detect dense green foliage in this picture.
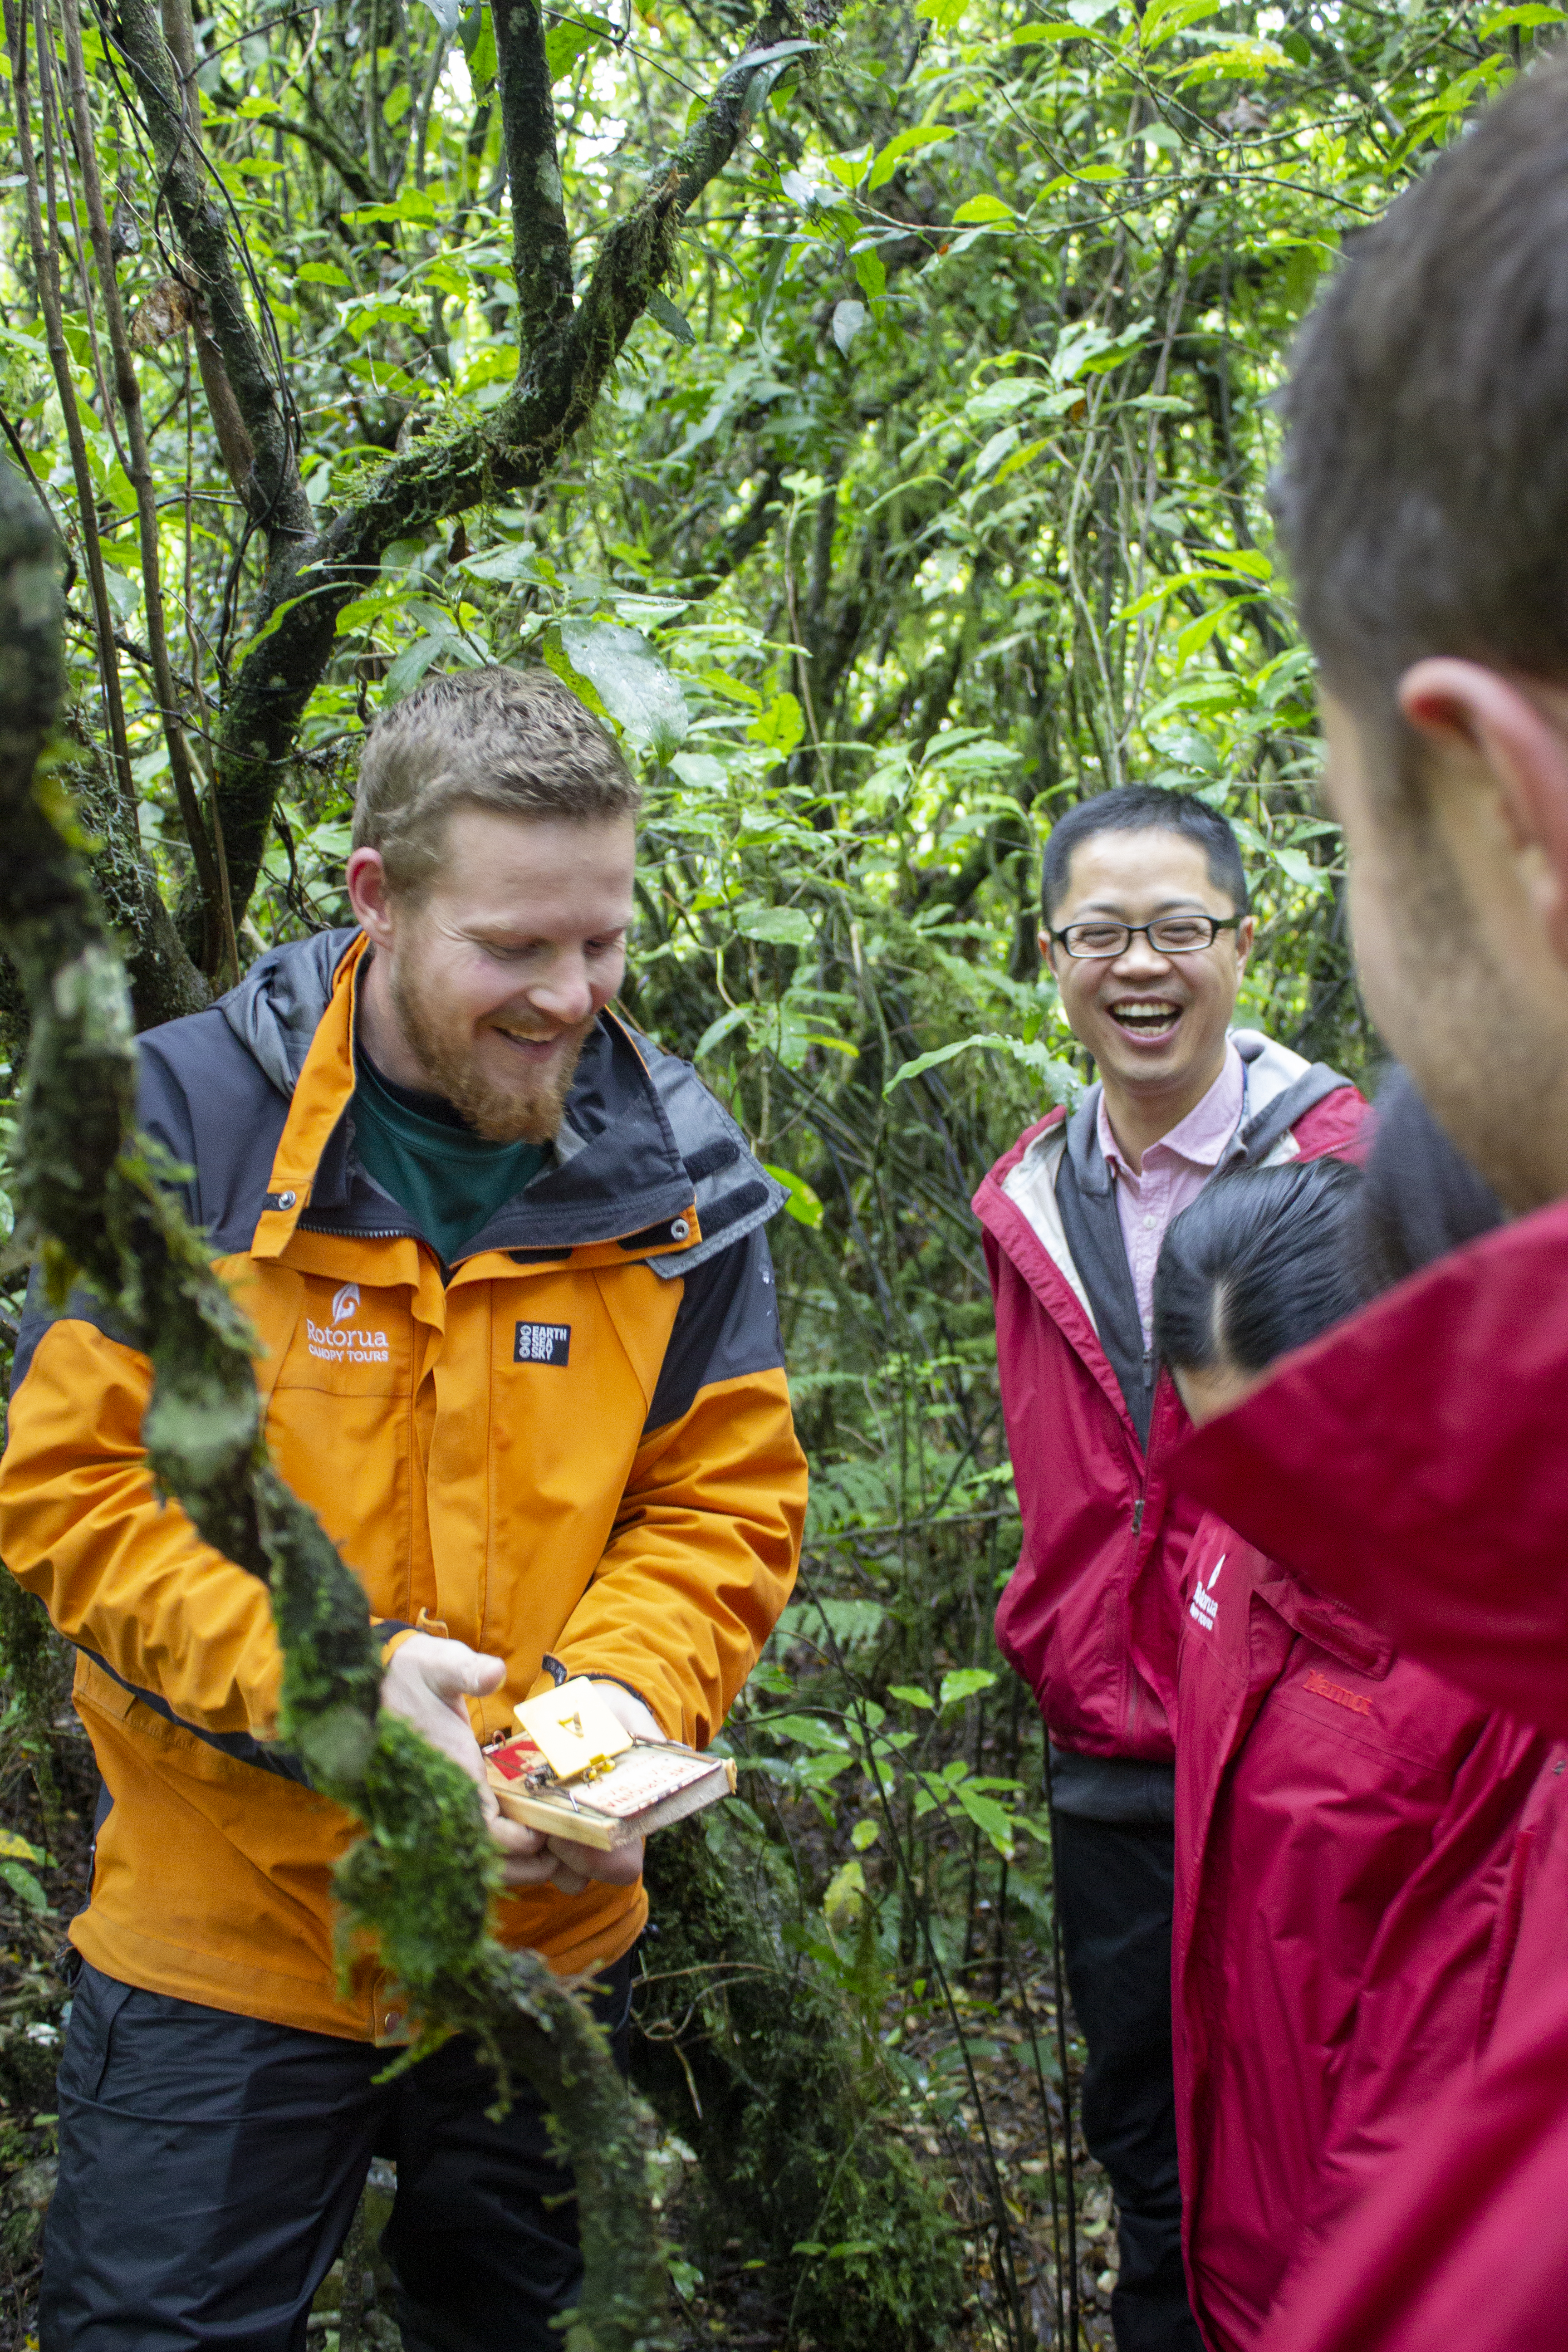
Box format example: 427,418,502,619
2,0,1561,2338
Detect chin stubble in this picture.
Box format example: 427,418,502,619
1383,808,1564,1213
389,958,591,1145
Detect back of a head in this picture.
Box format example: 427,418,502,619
1354,1066,1505,1292
1154,1159,1365,1380
1041,785,1248,921
1276,51,1568,724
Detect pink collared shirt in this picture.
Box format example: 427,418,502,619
1098,1039,1246,1342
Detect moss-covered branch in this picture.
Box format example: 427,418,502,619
494,0,575,348
191,3,839,934
0,459,662,2352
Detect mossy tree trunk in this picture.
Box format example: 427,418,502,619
638,1810,963,2351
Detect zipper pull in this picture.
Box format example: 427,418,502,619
1132,1498,1145,1534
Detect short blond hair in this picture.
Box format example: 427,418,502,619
353,665,640,899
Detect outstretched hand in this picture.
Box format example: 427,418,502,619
378,1633,650,1894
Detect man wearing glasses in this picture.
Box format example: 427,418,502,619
972,786,1367,2352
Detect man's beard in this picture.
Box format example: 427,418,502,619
389,955,593,1145
1375,760,1566,1215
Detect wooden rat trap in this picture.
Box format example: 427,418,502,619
482,1677,736,1851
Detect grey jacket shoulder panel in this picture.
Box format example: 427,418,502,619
634,1032,788,1279
217,927,358,1097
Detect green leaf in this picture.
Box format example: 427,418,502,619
763,1715,851,1750
461,2,498,93
867,125,956,191
883,1032,1083,1108
546,10,615,77
1477,1,1564,26
953,1783,1016,1856
939,1666,998,1707
557,619,689,757
694,1005,750,1058
952,192,1013,223
382,634,448,702
736,903,812,947
992,435,1051,486
914,0,969,30
297,261,351,287
887,1684,936,1710
1272,845,1329,892
0,1830,46,1865
854,248,887,302
0,1860,47,1914
832,299,867,354
343,188,440,225
646,289,696,344
747,690,805,755
761,1162,825,1227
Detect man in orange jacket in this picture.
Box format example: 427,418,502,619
0,666,807,2351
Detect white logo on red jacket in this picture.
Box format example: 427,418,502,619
1189,1555,1225,1632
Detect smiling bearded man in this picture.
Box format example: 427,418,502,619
971,785,1368,2352
0,664,807,2352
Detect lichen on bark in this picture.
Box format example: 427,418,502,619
0,461,664,2352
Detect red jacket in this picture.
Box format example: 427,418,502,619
1172,1514,1545,2352
974,1035,1367,1759
1178,1199,1568,2352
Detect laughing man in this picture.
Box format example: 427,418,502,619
971,785,1367,2352
0,666,806,2352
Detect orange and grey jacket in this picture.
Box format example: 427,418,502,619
0,930,806,2040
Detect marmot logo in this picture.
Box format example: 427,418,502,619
1303,1667,1373,1718
330,1284,360,1327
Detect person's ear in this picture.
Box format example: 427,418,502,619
1398,660,1568,960
1233,912,1255,977
1039,924,1060,974
346,847,398,948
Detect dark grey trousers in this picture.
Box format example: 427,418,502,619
41,1956,632,2352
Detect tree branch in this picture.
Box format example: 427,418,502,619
492,0,574,348
5,0,137,813
113,0,314,596
60,0,236,982
205,6,838,931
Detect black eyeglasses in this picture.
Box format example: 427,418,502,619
1049,915,1244,960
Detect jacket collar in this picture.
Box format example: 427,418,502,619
232,931,713,1267
1177,1196,1568,1734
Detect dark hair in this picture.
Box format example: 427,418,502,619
1275,53,1568,727
1041,786,1248,922
1153,1159,1364,1378
1353,1065,1505,1292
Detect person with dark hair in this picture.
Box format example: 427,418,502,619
1161,45,1568,2352
972,786,1369,2352
1152,1160,1542,2352
1352,1063,1505,1294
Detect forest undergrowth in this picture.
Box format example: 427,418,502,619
0,0,1552,2337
